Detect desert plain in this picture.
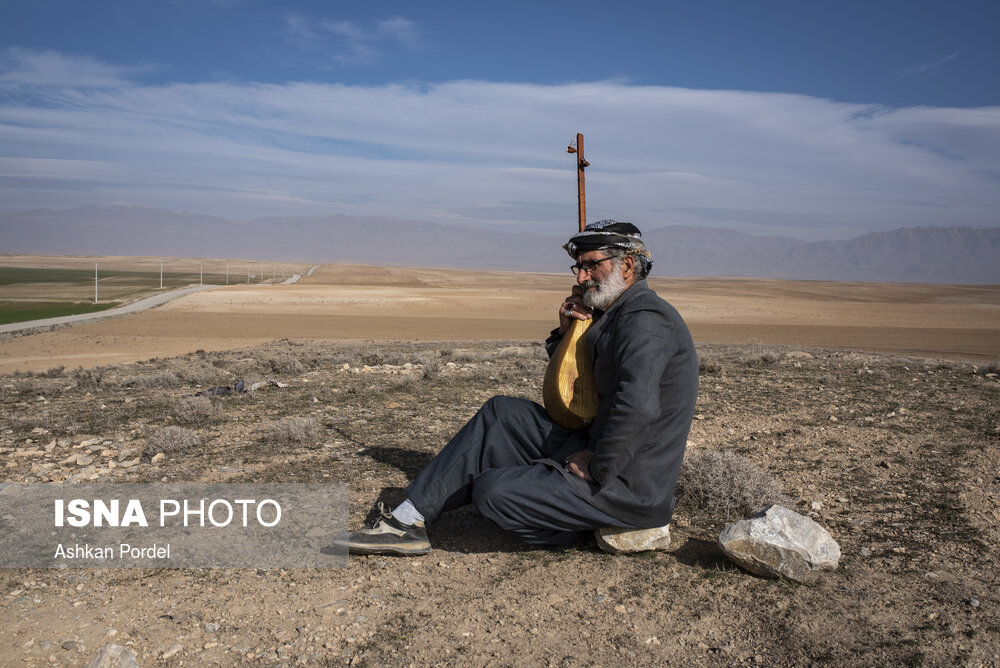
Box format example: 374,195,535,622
1,257,998,375
1,255,999,666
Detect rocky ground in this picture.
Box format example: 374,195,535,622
1,340,998,666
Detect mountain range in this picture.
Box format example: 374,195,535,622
2,205,998,284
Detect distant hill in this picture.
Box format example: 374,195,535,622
2,204,998,284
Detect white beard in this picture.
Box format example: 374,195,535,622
581,268,629,311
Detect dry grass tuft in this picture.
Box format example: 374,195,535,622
118,371,180,389
263,355,305,375
676,449,792,521
413,352,441,376
262,416,321,445
146,425,202,456
165,395,223,426
974,358,1000,376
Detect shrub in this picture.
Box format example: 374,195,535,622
359,349,385,367
414,352,441,376
676,450,792,521
450,349,491,364
262,416,321,445
119,371,180,389
974,359,1000,376
146,426,202,456
167,396,223,426
698,355,723,375
72,367,105,390
265,355,305,375
14,378,42,394
174,363,220,385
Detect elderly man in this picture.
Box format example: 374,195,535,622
342,220,699,555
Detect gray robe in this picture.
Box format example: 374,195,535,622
547,280,699,527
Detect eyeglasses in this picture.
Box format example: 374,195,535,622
570,256,616,275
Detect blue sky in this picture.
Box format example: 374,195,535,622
1,0,998,240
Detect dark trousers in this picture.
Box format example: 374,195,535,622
406,396,635,546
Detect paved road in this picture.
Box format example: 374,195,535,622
0,285,220,335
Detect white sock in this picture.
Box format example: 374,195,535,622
391,499,425,526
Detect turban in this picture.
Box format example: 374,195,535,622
563,219,653,278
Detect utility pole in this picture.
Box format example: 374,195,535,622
566,132,590,232
226,263,229,285
94,263,98,304
199,262,203,286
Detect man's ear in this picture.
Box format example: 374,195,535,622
621,255,636,282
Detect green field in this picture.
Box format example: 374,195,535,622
0,266,232,325
0,266,230,290
0,300,120,325
0,267,105,286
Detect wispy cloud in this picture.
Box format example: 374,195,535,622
0,49,997,240
0,47,145,88
896,52,960,83
285,14,423,65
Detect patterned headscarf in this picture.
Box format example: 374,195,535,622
563,219,653,278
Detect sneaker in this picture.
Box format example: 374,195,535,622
340,503,431,556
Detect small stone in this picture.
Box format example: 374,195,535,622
76,456,93,466
810,501,823,511
614,604,627,614
61,640,77,651
969,597,980,609
595,525,671,554
159,642,184,659
150,453,165,464
858,548,872,557
203,622,220,633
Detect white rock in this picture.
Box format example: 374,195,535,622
718,505,840,583
151,453,165,465
83,643,139,668
595,525,671,554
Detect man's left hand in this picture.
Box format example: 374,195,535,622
565,450,595,483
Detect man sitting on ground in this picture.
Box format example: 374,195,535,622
341,220,699,555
